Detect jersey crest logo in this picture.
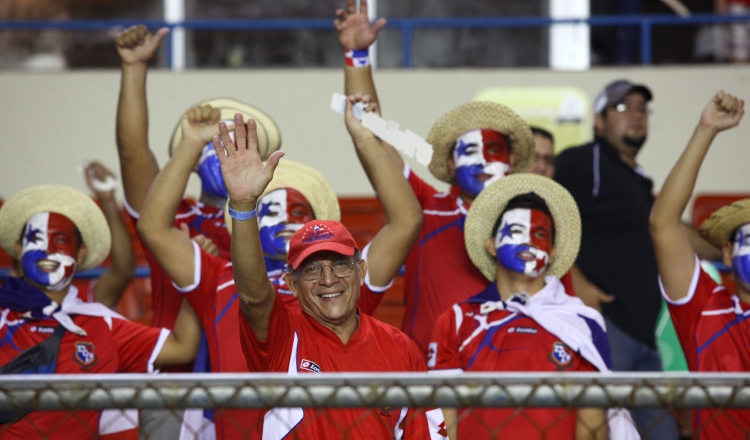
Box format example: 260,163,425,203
548,341,572,370
379,406,397,417
74,342,98,369
300,359,321,373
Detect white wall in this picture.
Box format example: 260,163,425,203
1,66,749,218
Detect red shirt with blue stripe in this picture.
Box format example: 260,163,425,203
662,256,750,438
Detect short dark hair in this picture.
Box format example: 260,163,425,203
530,126,555,145
492,192,556,244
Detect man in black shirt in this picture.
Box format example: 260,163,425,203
554,80,679,439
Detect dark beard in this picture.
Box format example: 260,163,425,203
622,134,646,149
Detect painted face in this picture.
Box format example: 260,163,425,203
731,224,750,285
257,188,314,261
20,212,79,291
494,208,553,278
197,141,229,199
452,129,511,198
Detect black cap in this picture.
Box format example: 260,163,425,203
593,80,653,114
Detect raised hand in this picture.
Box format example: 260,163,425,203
345,93,379,141
213,113,284,208
700,91,745,132
334,0,386,51
84,161,118,201
179,224,219,257
115,25,169,66
180,104,227,146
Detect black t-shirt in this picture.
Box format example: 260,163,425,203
554,138,660,347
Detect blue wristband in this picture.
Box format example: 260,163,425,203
228,206,257,221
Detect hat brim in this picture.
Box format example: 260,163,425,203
225,159,341,233
426,101,534,184
290,242,356,270
169,98,281,161
464,174,581,280
699,198,750,249
0,185,111,271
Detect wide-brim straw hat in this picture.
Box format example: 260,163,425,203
225,159,340,233
426,101,534,184
0,185,111,271
699,198,750,249
169,98,281,161
464,174,581,280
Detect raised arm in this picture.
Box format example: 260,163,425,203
84,161,135,308
650,91,744,301
213,114,285,341
345,95,422,287
114,25,169,213
137,105,224,288
154,296,202,366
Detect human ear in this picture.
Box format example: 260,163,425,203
76,245,88,267
284,272,299,299
723,242,733,268
485,237,497,258
357,259,367,287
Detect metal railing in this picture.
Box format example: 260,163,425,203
2,13,750,67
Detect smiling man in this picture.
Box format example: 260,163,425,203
212,113,446,439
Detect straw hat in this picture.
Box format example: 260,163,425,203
0,185,111,271
464,174,581,280
426,101,534,184
699,198,750,249
225,159,340,233
169,98,281,161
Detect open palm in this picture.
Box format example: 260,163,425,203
335,0,386,50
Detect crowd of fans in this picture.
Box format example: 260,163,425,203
0,0,749,439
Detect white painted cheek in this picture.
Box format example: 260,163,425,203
21,213,50,254
453,130,485,167
257,190,289,228
46,253,76,289
481,162,511,189
523,248,550,277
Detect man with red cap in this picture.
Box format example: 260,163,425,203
212,113,447,439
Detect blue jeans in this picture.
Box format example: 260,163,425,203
604,315,679,440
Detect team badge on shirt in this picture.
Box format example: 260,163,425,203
74,342,98,369
548,341,572,370
300,359,321,373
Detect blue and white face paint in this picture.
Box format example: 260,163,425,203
197,127,236,199
494,208,553,278
21,212,78,291
452,129,511,198
731,224,750,285
257,188,314,266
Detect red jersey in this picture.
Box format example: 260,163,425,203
403,168,489,358
0,288,168,439
428,281,600,440
125,197,229,331
239,291,447,440
178,242,392,438
663,257,750,437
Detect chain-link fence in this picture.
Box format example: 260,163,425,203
1,372,749,438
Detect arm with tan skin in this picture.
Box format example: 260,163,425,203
153,294,201,366
649,91,744,301
576,408,607,440
84,161,135,308
137,105,225,288
345,96,422,286
115,25,169,213
684,222,723,261
569,265,614,310
336,0,406,170
440,408,457,440
213,114,285,342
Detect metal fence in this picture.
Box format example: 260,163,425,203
1,372,749,438
2,13,750,67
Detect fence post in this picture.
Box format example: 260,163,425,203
401,23,413,68
640,18,652,65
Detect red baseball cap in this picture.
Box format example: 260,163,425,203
287,220,358,269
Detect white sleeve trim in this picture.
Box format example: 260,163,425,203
361,242,394,293
403,163,411,180
427,368,464,376
148,328,171,374
172,241,202,293
122,197,140,220
659,254,701,306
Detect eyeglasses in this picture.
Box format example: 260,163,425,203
297,260,357,281
612,103,651,116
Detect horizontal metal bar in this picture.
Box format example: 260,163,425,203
1,14,750,32
0,373,748,411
